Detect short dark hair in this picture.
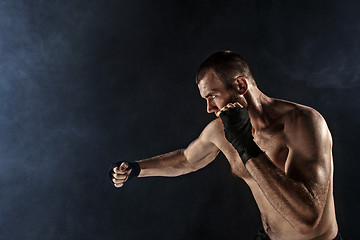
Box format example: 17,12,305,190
196,50,255,87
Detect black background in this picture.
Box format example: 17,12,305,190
0,0,359,239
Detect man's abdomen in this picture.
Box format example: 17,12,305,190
247,178,338,240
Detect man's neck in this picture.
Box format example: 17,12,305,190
244,85,273,131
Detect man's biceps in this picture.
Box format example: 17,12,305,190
184,138,218,163
286,150,331,186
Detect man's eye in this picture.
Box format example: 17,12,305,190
210,95,216,99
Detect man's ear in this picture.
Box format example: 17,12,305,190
234,76,248,95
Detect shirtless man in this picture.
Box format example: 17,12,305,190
110,51,341,240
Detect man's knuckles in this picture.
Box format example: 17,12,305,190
113,173,127,180
226,102,243,110
113,167,130,174
112,176,128,184
216,105,230,117
217,102,244,117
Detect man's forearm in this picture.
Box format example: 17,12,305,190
137,149,197,177
245,154,326,233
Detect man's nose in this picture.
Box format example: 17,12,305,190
207,100,217,114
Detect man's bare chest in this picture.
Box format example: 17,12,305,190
218,122,288,178
253,126,288,172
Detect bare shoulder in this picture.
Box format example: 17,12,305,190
283,101,331,141
276,100,333,168
270,99,328,135
199,118,224,143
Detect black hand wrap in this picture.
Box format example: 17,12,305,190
219,105,263,164
109,161,140,185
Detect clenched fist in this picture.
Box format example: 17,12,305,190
109,161,140,188
218,102,263,163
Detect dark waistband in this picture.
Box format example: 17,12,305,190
333,231,343,240
253,228,342,240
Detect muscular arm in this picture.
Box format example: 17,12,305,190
245,109,333,234
138,121,220,177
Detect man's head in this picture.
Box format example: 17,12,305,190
196,50,255,88
196,50,255,115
